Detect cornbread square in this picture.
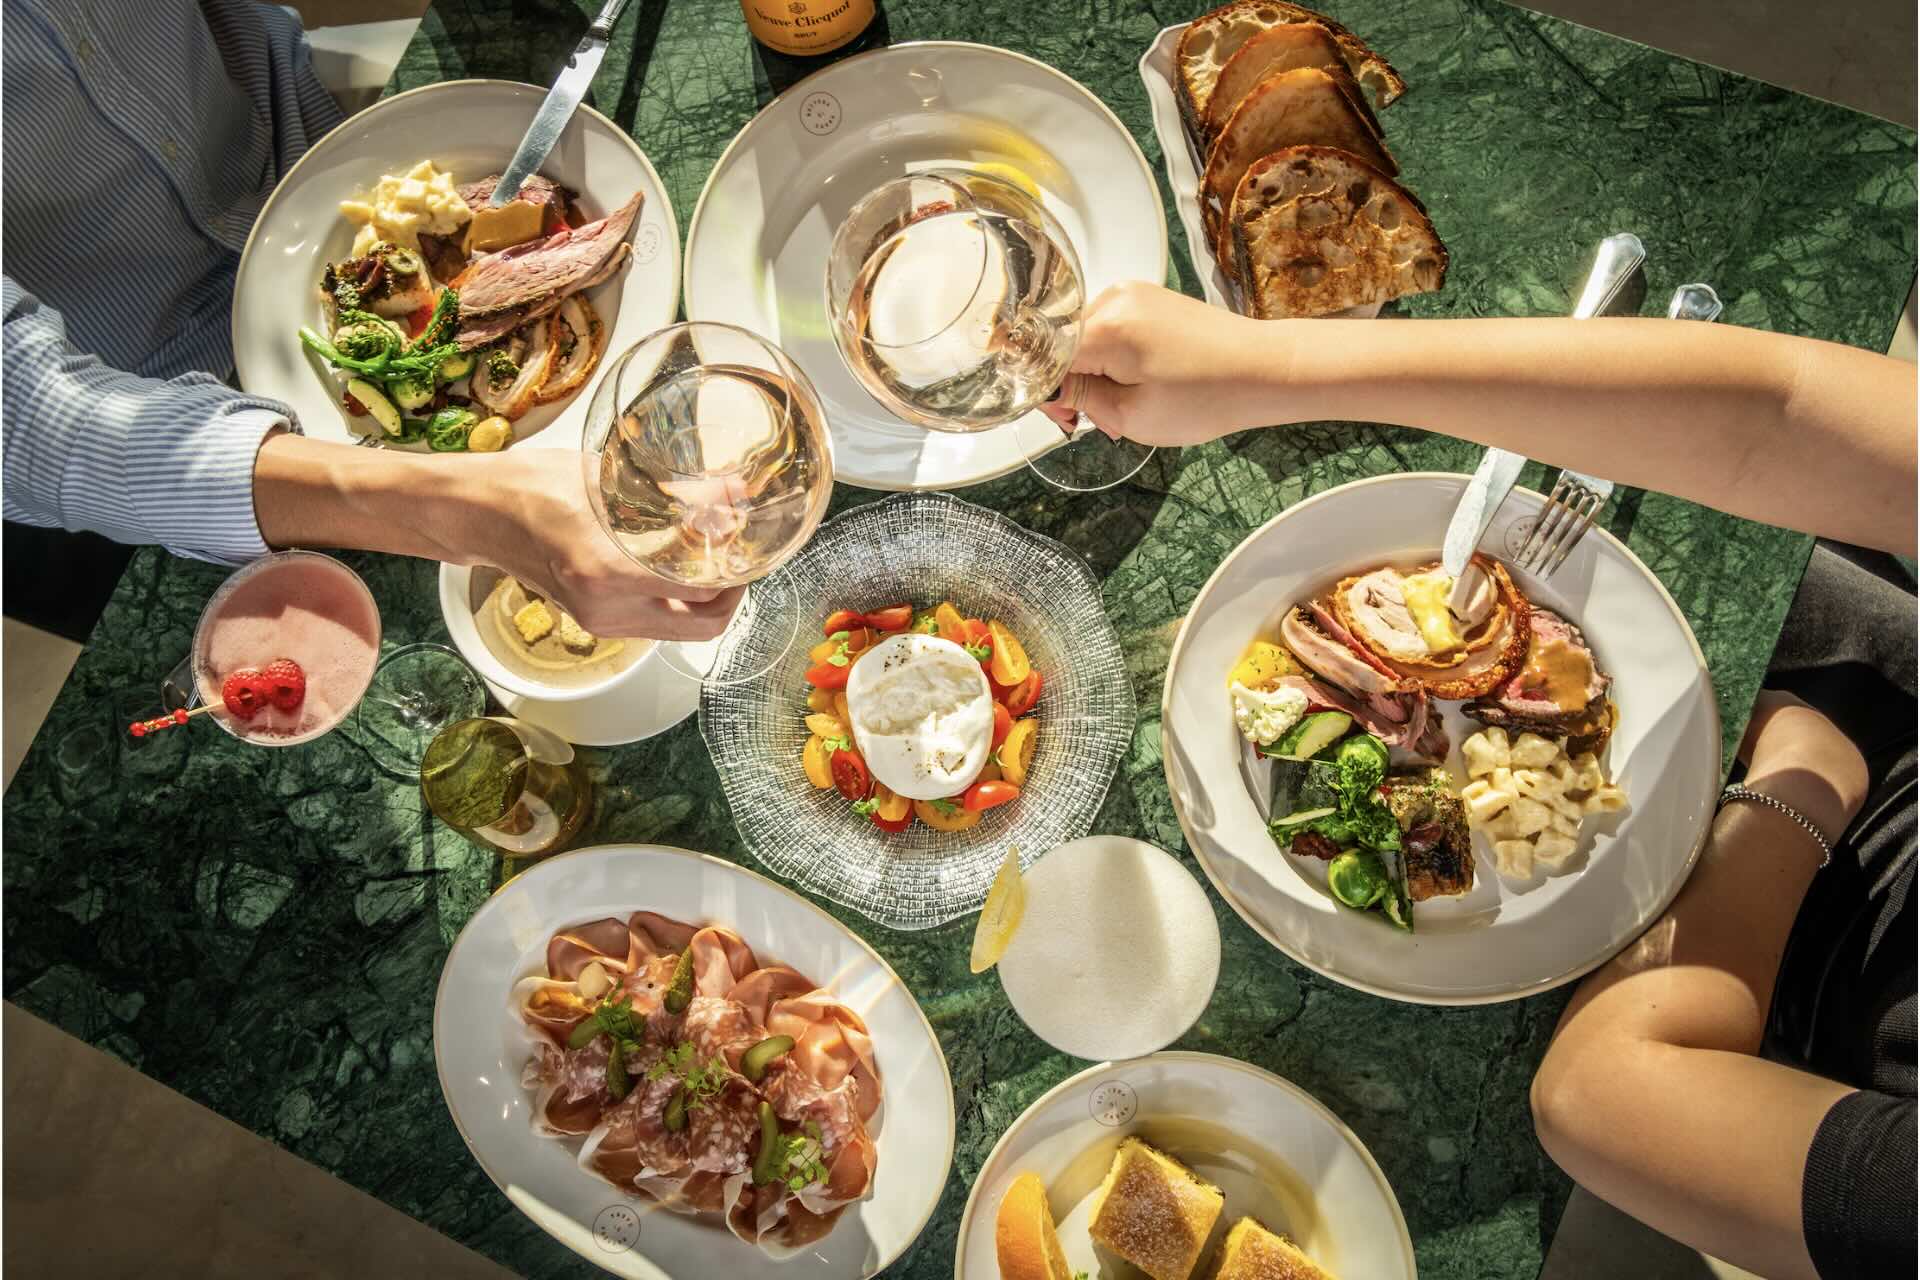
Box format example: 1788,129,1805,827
554,611,597,654
1205,1216,1336,1280
1088,1137,1224,1280
512,599,555,644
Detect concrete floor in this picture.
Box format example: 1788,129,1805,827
2,1,1914,1277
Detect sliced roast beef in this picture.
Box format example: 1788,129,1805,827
456,192,643,318
454,243,632,350
458,173,575,224
1465,608,1614,751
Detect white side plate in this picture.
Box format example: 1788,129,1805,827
684,41,1168,491
1161,473,1720,1004
434,844,954,1278
234,80,680,452
954,1052,1413,1279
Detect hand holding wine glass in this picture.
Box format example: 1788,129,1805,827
826,168,1154,491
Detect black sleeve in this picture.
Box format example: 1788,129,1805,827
1803,1089,1917,1278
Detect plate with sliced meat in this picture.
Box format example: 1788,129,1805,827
1161,473,1720,1004
235,80,679,453
435,844,953,1277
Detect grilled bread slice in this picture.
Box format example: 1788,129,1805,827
1088,1138,1225,1280
1201,22,1374,148
1175,0,1407,138
1200,67,1394,265
1229,146,1447,319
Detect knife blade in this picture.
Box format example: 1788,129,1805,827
1438,233,1648,582
1442,447,1527,578
490,0,631,207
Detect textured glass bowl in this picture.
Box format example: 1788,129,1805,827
700,492,1135,930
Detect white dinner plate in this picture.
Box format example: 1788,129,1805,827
234,80,679,451
683,41,1168,491
434,844,954,1279
954,1052,1413,1280
1162,474,1720,1004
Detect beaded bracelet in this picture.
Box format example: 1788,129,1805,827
1719,784,1834,869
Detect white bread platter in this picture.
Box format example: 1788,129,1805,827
953,1052,1413,1279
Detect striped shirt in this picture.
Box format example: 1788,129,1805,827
1,0,344,564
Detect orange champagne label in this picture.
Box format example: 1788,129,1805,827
740,0,875,56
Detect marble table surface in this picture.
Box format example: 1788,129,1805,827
5,2,1913,1278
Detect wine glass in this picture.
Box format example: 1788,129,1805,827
583,322,833,685
825,167,1153,491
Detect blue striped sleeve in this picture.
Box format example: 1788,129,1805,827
2,275,302,565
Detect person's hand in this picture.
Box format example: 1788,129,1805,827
446,450,743,641
1037,281,1285,445
1735,691,1870,846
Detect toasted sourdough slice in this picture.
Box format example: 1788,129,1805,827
1230,146,1448,319
1201,68,1394,266
1175,0,1407,138
1202,22,1378,148
1204,1216,1338,1280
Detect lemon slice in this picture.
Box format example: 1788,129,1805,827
971,161,1043,202
970,845,1028,973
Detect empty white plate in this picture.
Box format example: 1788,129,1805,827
434,844,954,1278
954,1052,1413,1279
234,79,680,451
1161,473,1720,1004
682,42,1167,491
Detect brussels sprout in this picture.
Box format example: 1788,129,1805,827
1327,850,1390,910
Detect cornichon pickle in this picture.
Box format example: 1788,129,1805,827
750,1101,781,1185
663,948,694,1014
741,1035,795,1082
664,1083,689,1132
567,1014,603,1050
605,1042,630,1100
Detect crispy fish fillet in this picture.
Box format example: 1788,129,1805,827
1384,768,1473,900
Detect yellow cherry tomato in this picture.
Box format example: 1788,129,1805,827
913,797,982,832
806,687,835,713
934,602,967,644
988,621,1030,685
802,735,834,788
873,782,911,822
833,692,851,727
804,712,849,742
1000,718,1039,787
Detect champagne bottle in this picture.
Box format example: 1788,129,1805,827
740,0,876,57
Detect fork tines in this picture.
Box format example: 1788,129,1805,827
1517,474,1608,576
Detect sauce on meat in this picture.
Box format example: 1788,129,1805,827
1514,637,1595,712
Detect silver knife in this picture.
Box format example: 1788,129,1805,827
491,0,632,207
1440,233,1648,581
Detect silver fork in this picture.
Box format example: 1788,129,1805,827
1515,282,1724,575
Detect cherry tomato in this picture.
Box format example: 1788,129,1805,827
869,811,913,833
934,602,967,644
864,604,913,632
805,661,851,690
1004,670,1043,718
405,303,436,339
822,609,865,636
963,619,993,667
830,747,872,802
991,702,1013,749
963,780,1020,812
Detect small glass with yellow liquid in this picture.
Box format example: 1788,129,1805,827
421,717,591,869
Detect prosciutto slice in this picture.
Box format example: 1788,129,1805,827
513,911,882,1256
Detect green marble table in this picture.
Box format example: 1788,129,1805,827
5,2,1913,1277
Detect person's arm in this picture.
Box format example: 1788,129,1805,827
251,435,739,640
2,278,735,640
2,275,294,564
1530,694,1871,1279
1045,283,1917,555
